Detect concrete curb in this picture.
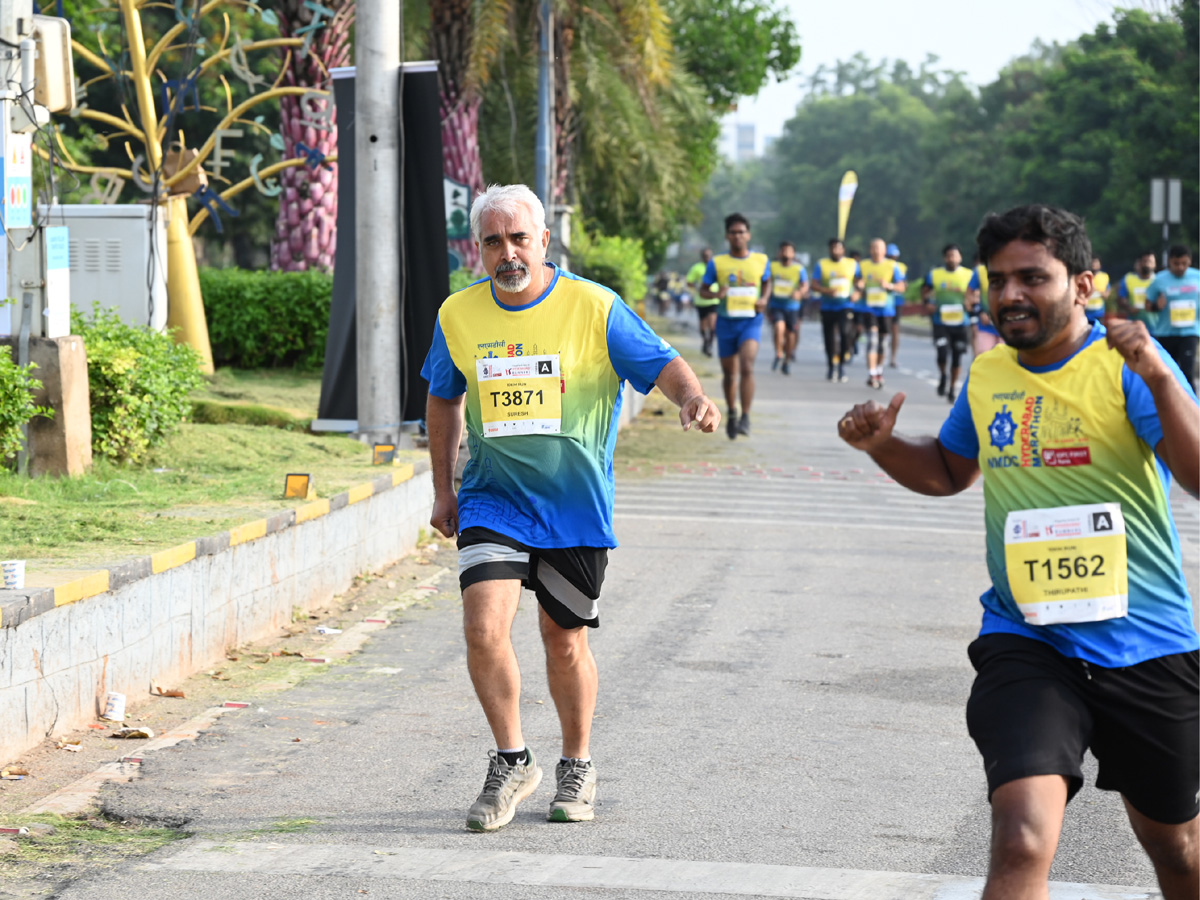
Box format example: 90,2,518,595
0,463,422,629
0,461,435,765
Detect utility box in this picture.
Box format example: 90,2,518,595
44,204,168,332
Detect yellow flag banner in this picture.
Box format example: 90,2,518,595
837,171,858,242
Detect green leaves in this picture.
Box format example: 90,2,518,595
71,305,205,465
667,0,801,110
200,268,333,370
0,355,52,466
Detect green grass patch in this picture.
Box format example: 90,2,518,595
190,399,311,430
263,817,318,834
0,813,186,886
0,423,422,569
192,367,324,419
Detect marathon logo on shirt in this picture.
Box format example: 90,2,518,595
475,340,533,358
1019,395,1043,467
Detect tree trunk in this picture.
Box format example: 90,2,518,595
271,1,354,272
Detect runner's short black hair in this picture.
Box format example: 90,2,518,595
976,205,1092,276
1168,244,1191,260
724,213,750,232
828,238,844,249
779,240,795,249
942,243,961,256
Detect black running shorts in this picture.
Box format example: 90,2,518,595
966,632,1199,824
457,526,608,630
767,307,799,331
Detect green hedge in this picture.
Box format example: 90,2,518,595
0,350,51,465
572,226,648,304
72,305,204,465
200,268,332,370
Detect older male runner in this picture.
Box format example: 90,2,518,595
838,204,1198,900
422,184,720,832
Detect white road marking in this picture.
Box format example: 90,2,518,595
143,841,1156,900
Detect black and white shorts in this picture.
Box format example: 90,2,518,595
457,527,609,630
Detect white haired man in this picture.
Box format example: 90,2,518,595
421,184,720,832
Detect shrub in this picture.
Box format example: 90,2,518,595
572,226,648,304
449,268,480,294
199,268,332,369
72,305,204,464
0,351,52,465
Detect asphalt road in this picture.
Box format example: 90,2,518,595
58,314,1197,900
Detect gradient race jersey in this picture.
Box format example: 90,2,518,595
812,257,860,311
769,262,807,311
1146,266,1200,337
688,261,717,308
887,261,909,316
703,252,771,319
859,260,903,314
970,267,997,336
421,263,678,549
926,266,974,327
938,323,1199,666
1085,270,1111,323
1118,272,1155,325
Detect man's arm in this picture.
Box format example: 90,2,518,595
654,356,721,433
426,392,466,536
1107,320,1200,497
837,393,980,496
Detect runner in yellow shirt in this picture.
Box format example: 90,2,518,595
687,248,717,356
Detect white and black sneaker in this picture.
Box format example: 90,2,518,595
548,758,597,822
466,749,542,832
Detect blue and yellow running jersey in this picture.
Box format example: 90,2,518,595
925,266,974,327
769,262,807,311
1085,270,1111,323
1118,272,1155,325
859,260,903,314
703,252,771,319
812,257,860,311
938,323,1198,666
421,263,678,549
1146,267,1200,337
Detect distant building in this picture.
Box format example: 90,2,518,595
763,135,777,155
736,124,756,162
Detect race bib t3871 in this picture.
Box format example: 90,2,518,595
477,354,562,437
1003,503,1128,626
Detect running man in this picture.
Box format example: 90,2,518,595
922,243,973,402
859,238,905,389
838,204,1198,900
700,213,771,438
1085,255,1111,325
885,243,906,367
970,253,1003,355
811,238,861,382
423,183,720,832
1116,251,1157,325
768,240,808,375
1146,244,1199,388
687,248,717,356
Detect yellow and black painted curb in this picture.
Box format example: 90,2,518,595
0,462,426,629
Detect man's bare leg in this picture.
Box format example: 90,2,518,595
539,606,597,759
1123,800,1199,900
462,579,524,750
738,339,758,414
982,775,1068,900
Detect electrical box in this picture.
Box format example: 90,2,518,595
5,222,70,338
32,16,75,113
40,205,168,332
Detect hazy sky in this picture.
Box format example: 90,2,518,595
720,0,1127,157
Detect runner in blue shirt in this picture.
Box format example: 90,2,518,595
1146,245,1199,388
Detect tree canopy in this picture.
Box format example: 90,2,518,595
699,4,1198,279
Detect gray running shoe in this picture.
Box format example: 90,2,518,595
548,758,597,822
466,749,542,832
737,413,751,436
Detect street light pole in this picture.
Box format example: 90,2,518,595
355,0,402,445
535,0,554,235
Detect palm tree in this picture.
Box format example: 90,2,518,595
272,0,355,271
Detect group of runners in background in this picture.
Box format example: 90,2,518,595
671,214,1199,439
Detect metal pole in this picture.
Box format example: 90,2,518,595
355,0,402,444
535,0,554,215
